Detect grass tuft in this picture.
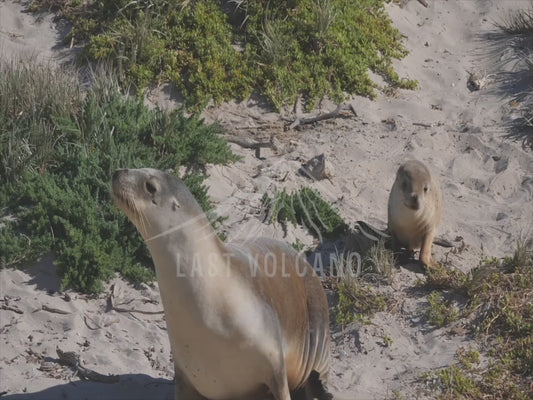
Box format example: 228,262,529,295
496,4,533,35
425,291,459,327
330,250,388,326
362,239,394,283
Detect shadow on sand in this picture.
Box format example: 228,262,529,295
474,30,533,149
1,374,173,400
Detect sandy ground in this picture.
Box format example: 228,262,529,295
1,0,532,399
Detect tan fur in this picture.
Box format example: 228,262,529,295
112,168,331,400
388,160,442,266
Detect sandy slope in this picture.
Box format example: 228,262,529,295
1,0,532,399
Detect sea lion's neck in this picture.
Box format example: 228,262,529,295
145,214,240,338
146,214,228,281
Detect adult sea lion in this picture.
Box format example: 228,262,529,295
388,160,443,266
112,168,332,400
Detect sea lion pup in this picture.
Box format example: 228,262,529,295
388,160,442,267
112,168,332,400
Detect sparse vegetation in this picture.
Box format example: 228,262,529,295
0,60,237,293
496,1,533,149
362,239,394,283
425,291,459,327
336,277,388,326
28,0,417,110
495,2,533,34
331,250,388,326
421,239,533,399
381,334,393,347
422,262,469,291
422,363,481,399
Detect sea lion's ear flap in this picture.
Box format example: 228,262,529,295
172,199,181,211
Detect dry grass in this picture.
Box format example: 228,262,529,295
495,3,533,35
422,238,533,399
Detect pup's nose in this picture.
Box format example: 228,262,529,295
409,193,420,209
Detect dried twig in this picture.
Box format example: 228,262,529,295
412,122,433,128
356,221,453,248
83,314,102,330
1,304,23,314
41,304,70,315
108,284,164,315
417,0,429,7
221,134,277,159
284,103,357,130
56,347,119,383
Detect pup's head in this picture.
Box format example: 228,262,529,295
395,160,433,211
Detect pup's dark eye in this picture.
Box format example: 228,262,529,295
424,186,429,193
146,181,157,195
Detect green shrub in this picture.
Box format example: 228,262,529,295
0,62,237,293
261,187,348,239
29,0,416,110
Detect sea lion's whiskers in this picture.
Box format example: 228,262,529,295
134,201,148,235
145,212,209,242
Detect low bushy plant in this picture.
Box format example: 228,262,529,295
0,61,237,293
29,0,416,110
261,187,348,240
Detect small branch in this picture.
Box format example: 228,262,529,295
433,237,454,248
1,304,23,314
221,134,277,159
41,304,70,315
417,0,429,7
111,305,165,315
108,284,164,315
356,221,454,248
284,103,357,130
356,221,391,242
233,123,280,130
83,314,102,330
56,347,119,384
412,122,433,128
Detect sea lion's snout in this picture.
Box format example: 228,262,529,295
111,168,145,217
112,168,132,198
406,193,420,210
112,168,128,183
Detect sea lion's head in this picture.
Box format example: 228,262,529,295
395,160,433,211
112,168,203,240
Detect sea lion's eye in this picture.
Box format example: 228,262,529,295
146,181,157,195
401,181,407,190
424,186,429,193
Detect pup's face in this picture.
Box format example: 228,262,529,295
396,162,432,211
